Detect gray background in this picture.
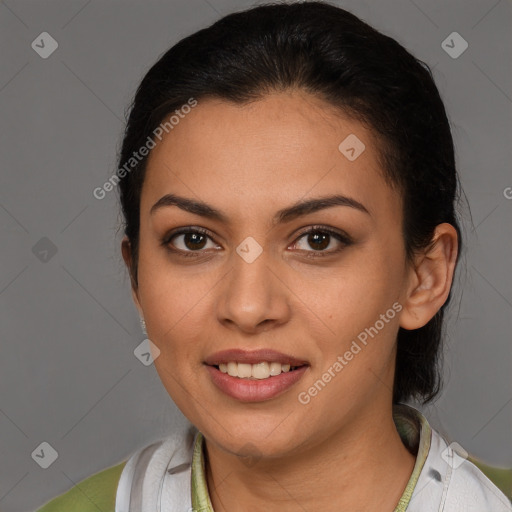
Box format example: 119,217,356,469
0,0,511,510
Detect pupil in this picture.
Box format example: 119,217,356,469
309,232,329,250
185,233,206,250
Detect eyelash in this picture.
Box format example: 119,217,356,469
161,225,353,259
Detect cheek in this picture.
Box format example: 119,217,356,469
326,250,403,325
307,248,404,380
136,248,209,338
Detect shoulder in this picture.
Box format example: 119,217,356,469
116,426,198,510
469,457,512,501
37,427,198,512
36,461,126,512
410,425,512,511
446,454,512,511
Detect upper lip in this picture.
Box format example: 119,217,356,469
204,349,309,366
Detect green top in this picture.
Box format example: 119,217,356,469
36,406,512,511
36,461,126,512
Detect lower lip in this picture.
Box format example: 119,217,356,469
205,364,308,402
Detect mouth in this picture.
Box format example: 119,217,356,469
203,349,309,402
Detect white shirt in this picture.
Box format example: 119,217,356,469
115,405,512,511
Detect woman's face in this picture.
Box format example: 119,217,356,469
129,90,415,459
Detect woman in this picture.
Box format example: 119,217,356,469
38,1,512,511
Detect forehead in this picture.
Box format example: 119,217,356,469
142,91,401,224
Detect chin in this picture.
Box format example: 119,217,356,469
205,420,305,460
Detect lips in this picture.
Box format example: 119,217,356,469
205,364,309,402
203,348,309,402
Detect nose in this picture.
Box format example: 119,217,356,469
215,243,291,334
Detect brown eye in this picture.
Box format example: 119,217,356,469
180,232,208,250
305,232,331,251
293,227,351,254
163,228,219,254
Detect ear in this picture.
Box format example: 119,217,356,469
121,235,143,317
399,223,459,330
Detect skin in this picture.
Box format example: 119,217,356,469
122,89,458,511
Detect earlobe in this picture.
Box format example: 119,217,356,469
121,236,143,315
399,223,458,330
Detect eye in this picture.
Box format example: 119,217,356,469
162,225,353,259
162,227,219,255
291,226,352,257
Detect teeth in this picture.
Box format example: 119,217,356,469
218,361,296,379
227,362,238,377
252,362,270,379
237,363,252,378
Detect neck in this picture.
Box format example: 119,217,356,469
204,403,416,512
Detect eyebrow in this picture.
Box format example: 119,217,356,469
149,193,370,224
